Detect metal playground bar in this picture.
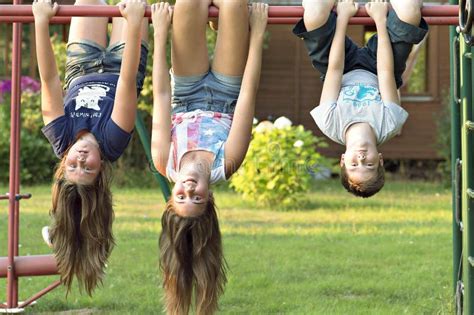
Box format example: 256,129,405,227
0,4,461,24
0,2,471,313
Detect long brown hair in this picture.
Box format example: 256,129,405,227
50,155,114,296
159,194,227,315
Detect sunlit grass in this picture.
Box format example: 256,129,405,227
0,179,454,314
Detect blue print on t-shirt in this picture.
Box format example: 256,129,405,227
340,84,381,108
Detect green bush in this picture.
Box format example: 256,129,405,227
0,78,56,185
230,117,330,209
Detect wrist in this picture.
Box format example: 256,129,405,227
127,19,143,30
154,34,168,45
374,17,387,26
35,17,50,26
336,15,351,24
250,31,265,43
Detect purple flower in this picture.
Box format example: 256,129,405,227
21,76,41,93
0,76,40,96
0,80,12,94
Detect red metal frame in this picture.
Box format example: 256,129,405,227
0,2,463,312
0,4,461,25
1,1,60,312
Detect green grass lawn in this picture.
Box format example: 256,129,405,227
0,179,454,314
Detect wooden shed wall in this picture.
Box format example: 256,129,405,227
255,24,451,159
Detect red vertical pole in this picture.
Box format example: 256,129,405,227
7,0,23,309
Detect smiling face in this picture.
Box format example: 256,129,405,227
64,133,102,185
340,146,383,184
172,176,210,217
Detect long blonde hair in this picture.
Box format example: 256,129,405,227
50,156,114,295
159,194,227,315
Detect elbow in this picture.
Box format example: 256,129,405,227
118,76,137,88
327,65,344,74
151,154,166,177
153,91,172,102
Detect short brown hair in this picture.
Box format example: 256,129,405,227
50,155,114,296
159,193,227,315
340,164,385,198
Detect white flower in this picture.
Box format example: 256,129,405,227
255,120,274,133
274,116,292,129
293,140,304,148
253,117,259,125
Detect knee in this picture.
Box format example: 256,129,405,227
74,0,106,5
391,0,422,26
213,0,248,9
175,0,212,10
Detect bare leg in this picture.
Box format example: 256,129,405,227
391,0,422,26
171,0,212,76
68,0,108,47
109,0,149,47
302,0,335,31
211,0,249,76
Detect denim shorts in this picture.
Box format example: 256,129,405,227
64,39,149,91
293,10,429,89
171,70,242,115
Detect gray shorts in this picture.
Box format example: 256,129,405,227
64,39,149,91
293,10,429,89
171,70,242,115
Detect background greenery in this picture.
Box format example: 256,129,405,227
0,179,454,314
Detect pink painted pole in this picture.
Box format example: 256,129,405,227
0,256,58,278
0,15,461,26
0,4,460,18
18,280,62,308
7,0,22,308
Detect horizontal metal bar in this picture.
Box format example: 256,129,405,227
0,193,31,201
0,255,57,278
0,15,460,26
0,4,460,17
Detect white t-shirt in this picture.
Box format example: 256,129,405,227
310,69,408,145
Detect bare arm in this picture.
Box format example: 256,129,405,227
33,1,64,126
367,1,399,104
150,2,172,176
319,1,359,105
110,1,146,133
224,3,268,177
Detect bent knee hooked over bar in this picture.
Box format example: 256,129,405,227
390,0,422,26
175,0,212,10
73,0,107,5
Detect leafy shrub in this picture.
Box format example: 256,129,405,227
230,117,330,208
0,77,56,185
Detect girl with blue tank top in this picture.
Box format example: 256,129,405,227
33,0,148,295
150,1,268,314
